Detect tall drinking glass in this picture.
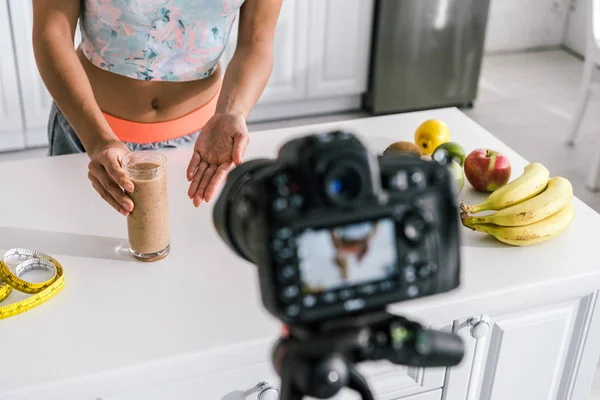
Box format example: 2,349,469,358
122,151,170,262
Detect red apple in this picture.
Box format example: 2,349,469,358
464,149,511,192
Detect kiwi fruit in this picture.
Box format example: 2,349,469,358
383,141,422,158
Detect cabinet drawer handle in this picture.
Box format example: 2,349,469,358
467,317,490,339
257,381,279,400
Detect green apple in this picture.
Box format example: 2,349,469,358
447,160,465,193
432,142,467,166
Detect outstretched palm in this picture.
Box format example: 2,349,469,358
187,113,249,206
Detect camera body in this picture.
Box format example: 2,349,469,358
213,131,461,326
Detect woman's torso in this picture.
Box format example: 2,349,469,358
78,0,244,122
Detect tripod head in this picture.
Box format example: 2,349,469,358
272,310,464,400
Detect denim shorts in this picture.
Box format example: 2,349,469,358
47,102,199,156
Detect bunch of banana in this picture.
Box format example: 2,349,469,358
459,163,576,246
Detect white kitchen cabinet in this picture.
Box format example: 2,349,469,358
226,0,373,107
403,390,442,400
462,294,597,400
257,0,309,105
7,0,82,148
100,345,447,400
0,0,25,151
223,0,310,106
306,0,375,98
246,0,373,121
441,317,484,400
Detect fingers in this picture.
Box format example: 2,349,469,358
105,153,134,192
188,160,210,199
187,151,202,182
232,133,250,165
89,163,134,214
89,174,131,217
193,164,218,207
204,162,234,202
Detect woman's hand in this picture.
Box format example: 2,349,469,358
187,113,250,206
87,140,135,216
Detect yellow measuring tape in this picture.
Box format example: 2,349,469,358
0,249,65,320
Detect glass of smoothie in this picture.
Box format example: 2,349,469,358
122,151,170,262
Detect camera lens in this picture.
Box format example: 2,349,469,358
329,174,359,198
324,163,364,204
213,159,274,263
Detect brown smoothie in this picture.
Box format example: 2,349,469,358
126,161,170,261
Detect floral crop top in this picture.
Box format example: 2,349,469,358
79,0,244,82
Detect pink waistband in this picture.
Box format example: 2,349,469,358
103,85,221,144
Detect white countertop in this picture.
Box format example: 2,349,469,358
2,108,600,398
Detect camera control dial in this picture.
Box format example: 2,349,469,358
401,212,430,243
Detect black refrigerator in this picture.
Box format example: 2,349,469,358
365,0,491,114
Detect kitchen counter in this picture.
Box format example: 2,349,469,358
2,108,600,400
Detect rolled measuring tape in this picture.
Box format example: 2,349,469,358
0,248,65,320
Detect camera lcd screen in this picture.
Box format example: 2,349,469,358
296,219,397,294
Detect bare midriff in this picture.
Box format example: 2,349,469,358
76,47,222,123
127,162,170,257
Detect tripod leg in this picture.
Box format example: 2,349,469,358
347,364,375,400
278,357,304,400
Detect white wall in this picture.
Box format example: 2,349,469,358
564,0,587,56
484,0,571,53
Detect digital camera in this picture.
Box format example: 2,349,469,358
213,131,461,326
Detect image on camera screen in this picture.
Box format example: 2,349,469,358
296,219,397,294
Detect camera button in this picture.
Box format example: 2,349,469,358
276,247,295,261
405,251,420,265
390,171,409,191
290,195,304,209
407,285,420,298
274,174,291,196
274,173,289,186
275,228,293,239
344,298,366,312
359,284,377,295
402,213,428,243
404,266,417,283
271,239,284,251
272,197,288,212
279,265,296,281
285,304,300,318
339,288,354,300
281,285,299,301
411,170,426,187
323,292,337,303
379,281,397,291
303,295,317,308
